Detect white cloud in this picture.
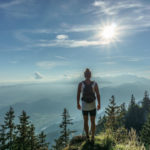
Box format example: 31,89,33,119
102,61,116,65
14,30,33,43
36,61,68,69
92,0,144,15
0,0,37,18
92,0,150,30
127,58,141,62
9,0,150,49
0,0,24,8
93,1,105,7
55,56,66,60
36,61,56,69
56,34,68,40
36,39,109,48
34,72,43,79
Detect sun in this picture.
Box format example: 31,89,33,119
102,23,117,39
99,23,119,43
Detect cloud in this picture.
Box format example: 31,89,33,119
102,56,150,63
34,72,43,79
14,30,33,43
92,0,144,16
0,0,24,8
102,61,116,65
55,56,66,60
127,58,141,62
92,0,150,31
9,0,150,49
56,34,68,40
36,61,68,69
93,1,105,7
0,0,38,18
35,39,108,48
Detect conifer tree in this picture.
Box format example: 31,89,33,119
52,137,62,150
0,125,6,150
96,115,107,134
118,103,126,127
4,106,15,150
125,94,143,131
140,114,150,145
17,110,30,150
28,124,38,150
0,107,51,150
60,108,75,147
37,131,49,150
141,91,150,121
53,108,74,149
105,95,120,131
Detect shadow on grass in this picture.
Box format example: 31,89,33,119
81,141,111,150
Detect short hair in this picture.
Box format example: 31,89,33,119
84,68,91,78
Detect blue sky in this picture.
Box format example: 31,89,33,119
0,0,150,83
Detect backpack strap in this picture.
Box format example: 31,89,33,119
82,80,94,85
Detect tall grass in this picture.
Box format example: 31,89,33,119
115,128,145,150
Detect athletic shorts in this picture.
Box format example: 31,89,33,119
82,108,96,116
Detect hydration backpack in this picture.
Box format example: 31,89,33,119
81,81,96,103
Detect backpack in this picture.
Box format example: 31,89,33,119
81,81,96,103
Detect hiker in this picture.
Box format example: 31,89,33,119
77,68,101,142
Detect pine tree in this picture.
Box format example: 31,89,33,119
96,115,107,134
105,95,120,131
52,137,62,150
0,107,50,150
17,110,30,150
37,131,49,150
141,91,150,121
53,108,75,149
28,124,38,150
125,94,143,131
4,106,15,150
140,113,150,145
117,103,126,127
0,125,6,150
60,108,75,147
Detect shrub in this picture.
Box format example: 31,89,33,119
69,135,86,145
114,127,128,143
125,128,145,150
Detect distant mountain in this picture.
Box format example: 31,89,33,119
0,74,150,144
0,98,76,131
0,74,149,107
0,80,150,128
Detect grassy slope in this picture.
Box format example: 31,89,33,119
64,133,146,150
64,134,115,150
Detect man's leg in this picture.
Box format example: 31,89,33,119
90,112,96,140
83,115,89,138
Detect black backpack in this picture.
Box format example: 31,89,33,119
81,81,96,103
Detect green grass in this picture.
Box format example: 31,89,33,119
64,134,115,150
64,129,146,150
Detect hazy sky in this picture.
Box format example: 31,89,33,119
0,0,150,83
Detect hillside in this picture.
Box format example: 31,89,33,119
64,132,145,150
64,135,114,150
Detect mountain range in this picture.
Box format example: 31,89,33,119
0,74,150,145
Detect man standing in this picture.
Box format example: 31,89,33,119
77,68,101,142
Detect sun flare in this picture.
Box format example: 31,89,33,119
102,23,117,39
99,23,119,44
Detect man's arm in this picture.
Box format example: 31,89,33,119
95,83,101,110
77,82,82,110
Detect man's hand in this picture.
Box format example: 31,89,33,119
77,104,81,110
97,104,100,110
